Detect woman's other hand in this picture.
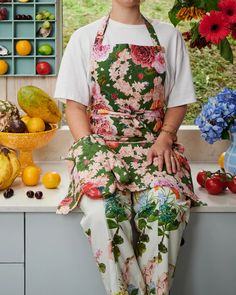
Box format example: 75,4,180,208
147,132,180,174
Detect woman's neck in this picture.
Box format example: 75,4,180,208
110,3,144,25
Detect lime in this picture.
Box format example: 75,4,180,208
38,44,53,55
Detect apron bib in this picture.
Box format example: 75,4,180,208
89,15,200,206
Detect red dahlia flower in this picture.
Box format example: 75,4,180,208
219,0,236,23
199,11,230,44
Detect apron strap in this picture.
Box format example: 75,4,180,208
94,14,161,46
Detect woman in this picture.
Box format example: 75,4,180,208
54,1,202,294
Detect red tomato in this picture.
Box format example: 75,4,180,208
196,170,210,187
213,173,228,190
227,176,236,193
205,176,224,195
36,61,51,75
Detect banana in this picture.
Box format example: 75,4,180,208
0,147,20,190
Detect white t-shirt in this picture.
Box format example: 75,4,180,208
54,16,196,108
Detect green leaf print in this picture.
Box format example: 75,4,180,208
166,220,180,231
130,289,139,295
117,213,128,223
158,228,164,236
181,175,191,185
135,242,146,257
147,213,159,222
158,252,162,263
113,245,121,262
98,263,106,273
85,228,91,237
113,234,124,245
107,219,119,229
140,233,149,243
138,218,147,230
158,242,168,254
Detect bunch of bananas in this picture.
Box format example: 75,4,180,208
0,147,20,190
177,6,206,21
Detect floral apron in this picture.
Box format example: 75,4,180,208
56,15,204,295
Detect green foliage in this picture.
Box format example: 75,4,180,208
63,0,236,125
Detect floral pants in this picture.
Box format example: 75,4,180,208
79,186,190,295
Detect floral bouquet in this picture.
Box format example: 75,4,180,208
195,88,236,144
168,0,236,63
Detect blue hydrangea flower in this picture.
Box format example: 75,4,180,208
195,88,236,144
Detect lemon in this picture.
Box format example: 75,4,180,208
16,40,32,56
21,115,31,125
218,152,225,169
27,117,45,133
42,171,61,189
0,60,9,75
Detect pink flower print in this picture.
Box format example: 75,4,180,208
59,196,73,207
92,43,113,62
157,272,169,295
142,260,156,284
152,52,166,74
107,240,113,260
66,160,74,174
131,45,156,68
95,249,103,259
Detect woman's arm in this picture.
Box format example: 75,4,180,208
65,99,91,141
147,105,187,174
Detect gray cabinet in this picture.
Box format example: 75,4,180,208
0,213,24,262
0,264,24,295
0,211,234,295
25,213,105,295
172,213,236,295
25,212,236,295
0,213,24,295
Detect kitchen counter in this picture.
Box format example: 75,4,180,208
0,161,235,213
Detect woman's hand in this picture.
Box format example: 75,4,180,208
147,133,180,174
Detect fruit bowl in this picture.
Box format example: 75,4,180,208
0,124,57,172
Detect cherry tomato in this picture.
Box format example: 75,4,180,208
213,173,228,190
196,170,211,187
205,176,224,195
227,176,236,193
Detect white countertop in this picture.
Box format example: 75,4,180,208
0,161,235,213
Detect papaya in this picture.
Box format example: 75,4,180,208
17,86,62,124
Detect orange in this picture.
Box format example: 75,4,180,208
21,115,31,125
26,117,45,133
42,171,61,189
218,152,225,169
22,166,41,186
0,60,9,75
16,40,32,56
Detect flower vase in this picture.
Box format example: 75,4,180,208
224,132,236,175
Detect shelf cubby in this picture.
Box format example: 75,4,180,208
0,0,59,76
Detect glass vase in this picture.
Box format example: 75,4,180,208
224,131,236,175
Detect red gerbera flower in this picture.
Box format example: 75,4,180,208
199,11,231,44
231,22,236,39
219,0,236,23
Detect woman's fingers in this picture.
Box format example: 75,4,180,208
147,149,154,165
170,154,177,174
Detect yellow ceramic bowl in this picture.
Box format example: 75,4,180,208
0,124,58,171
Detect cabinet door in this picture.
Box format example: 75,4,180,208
0,264,24,295
171,213,236,295
25,213,106,295
0,213,24,262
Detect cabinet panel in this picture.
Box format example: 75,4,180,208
0,264,24,295
172,213,236,295
0,213,24,263
25,213,106,295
